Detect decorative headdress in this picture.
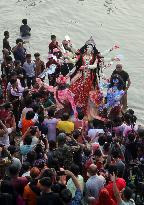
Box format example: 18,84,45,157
85,36,96,47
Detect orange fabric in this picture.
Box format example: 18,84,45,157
23,184,37,205
22,118,34,135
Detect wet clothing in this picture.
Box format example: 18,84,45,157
3,38,11,51
20,24,31,37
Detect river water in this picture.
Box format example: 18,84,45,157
0,0,144,124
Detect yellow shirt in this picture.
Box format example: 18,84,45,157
56,120,74,134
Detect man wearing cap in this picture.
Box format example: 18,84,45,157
112,64,131,111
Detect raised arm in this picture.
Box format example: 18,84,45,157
111,173,122,205
65,170,82,191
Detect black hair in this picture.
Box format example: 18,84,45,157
4,103,12,109
70,164,80,176
103,142,110,152
123,187,133,201
22,91,29,99
138,128,144,138
4,31,9,36
112,116,123,127
24,135,32,145
34,143,44,159
48,109,55,117
111,150,120,159
60,189,72,203
30,127,37,135
16,38,23,44
21,162,31,172
94,149,102,157
49,140,56,151
124,109,137,127
108,164,118,176
10,79,17,85
47,157,60,171
40,169,54,179
78,111,84,120
93,119,103,129
38,115,44,123
51,35,56,40
25,97,32,108
73,129,80,140
26,54,31,58
39,177,52,188
127,132,135,142
26,111,35,120
9,165,19,176
8,145,17,155
14,60,21,67
83,147,91,157
32,104,39,113
62,112,69,121
98,135,106,146
22,19,27,25
1,74,6,79
34,52,40,57
26,151,36,165
10,71,17,77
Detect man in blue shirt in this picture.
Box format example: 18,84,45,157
12,38,26,65
23,54,36,88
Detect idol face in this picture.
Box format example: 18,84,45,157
87,45,93,54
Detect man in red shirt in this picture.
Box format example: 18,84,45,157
49,35,59,54
105,165,126,203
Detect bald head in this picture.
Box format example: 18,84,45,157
88,164,97,176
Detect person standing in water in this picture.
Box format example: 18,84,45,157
3,31,11,52
49,35,59,53
20,19,31,38
112,64,131,112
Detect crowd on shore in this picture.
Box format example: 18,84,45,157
0,19,144,205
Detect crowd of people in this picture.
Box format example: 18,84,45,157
0,19,144,205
